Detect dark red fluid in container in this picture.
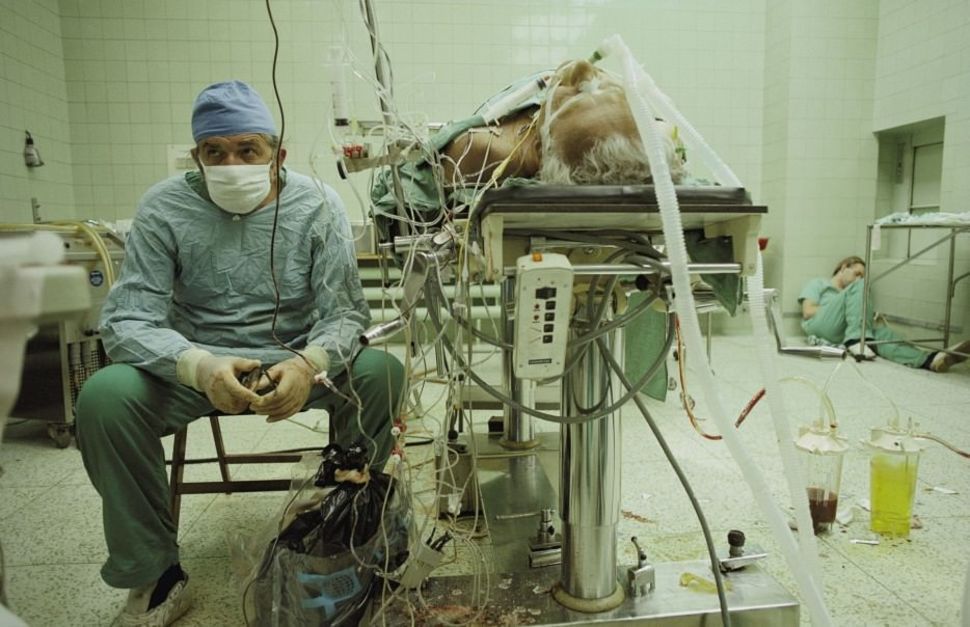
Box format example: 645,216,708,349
807,487,839,534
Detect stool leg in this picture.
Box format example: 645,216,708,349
209,415,233,492
170,428,187,528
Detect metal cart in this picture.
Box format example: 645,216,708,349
10,224,124,447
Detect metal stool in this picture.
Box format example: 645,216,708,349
166,414,327,526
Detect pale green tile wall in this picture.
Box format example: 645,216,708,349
3,0,967,344
760,0,880,333
0,0,75,224
759,0,793,302
870,0,970,340
55,0,766,222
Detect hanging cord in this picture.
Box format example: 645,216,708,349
841,358,970,458
675,316,765,440
595,335,731,627
912,432,970,459
263,0,315,372
425,277,675,424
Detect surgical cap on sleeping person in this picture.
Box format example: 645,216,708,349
191,80,277,142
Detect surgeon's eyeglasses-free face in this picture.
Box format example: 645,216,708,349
195,135,274,167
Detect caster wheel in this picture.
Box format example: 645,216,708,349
47,423,73,449
667,377,678,391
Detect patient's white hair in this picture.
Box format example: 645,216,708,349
540,132,684,185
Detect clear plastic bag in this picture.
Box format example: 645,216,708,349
233,443,410,626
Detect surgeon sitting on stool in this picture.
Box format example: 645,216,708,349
75,80,405,626
799,255,969,372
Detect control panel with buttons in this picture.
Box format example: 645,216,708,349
513,252,574,379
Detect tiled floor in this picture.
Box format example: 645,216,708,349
1,336,968,626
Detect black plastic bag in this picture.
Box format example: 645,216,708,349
246,443,410,626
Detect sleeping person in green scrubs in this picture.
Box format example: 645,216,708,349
799,255,968,372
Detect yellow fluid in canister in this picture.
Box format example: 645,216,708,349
870,452,919,537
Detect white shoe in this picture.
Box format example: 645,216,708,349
848,342,877,360
930,339,970,373
116,574,192,627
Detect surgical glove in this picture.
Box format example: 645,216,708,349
178,350,263,414
249,356,317,422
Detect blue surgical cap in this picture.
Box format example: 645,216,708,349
191,80,277,142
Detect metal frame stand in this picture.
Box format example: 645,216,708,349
501,277,539,449
552,296,625,611
861,223,970,355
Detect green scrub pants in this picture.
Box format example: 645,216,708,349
802,279,929,368
75,348,405,589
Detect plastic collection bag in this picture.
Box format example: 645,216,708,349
235,443,410,626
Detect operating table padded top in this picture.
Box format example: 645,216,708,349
473,184,766,232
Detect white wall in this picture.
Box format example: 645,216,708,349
759,0,880,335
868,0,970,341
1,0,969,346
50,0,766,223
0,0,76,223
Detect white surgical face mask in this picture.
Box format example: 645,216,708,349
201,162,273,215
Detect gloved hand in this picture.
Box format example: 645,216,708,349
249,356,317,422
195,354,263,414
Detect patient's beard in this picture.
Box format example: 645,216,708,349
539,133,683,185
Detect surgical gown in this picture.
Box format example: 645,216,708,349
100,169,370,378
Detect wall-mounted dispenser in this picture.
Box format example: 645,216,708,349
24,131,44,167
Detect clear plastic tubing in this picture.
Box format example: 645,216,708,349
599,35,740,188
750,255,826,578
479,75,549,125
598,34,832,626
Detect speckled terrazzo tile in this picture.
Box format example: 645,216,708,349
178,492,290,559
0,423,80,488
864,366,970,407
1,482,110,567
0,486,50,521
2,481,213,566
619,405,733,463
758,549,930,625
824,516,970,625
618,457,772,534
898,402,970,443
5,561,123,627
172,556,247,627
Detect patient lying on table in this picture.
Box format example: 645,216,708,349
440,59,685,186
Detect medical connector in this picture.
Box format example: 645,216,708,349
528,509,562,568
23,131,44,167
239,366,278,394
326,46,351,127
359,238,457,346
718,529,767,572
626,537,655,597
778,345,847,359
359,317,407,346
479,75,550,125
396,541,445,589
